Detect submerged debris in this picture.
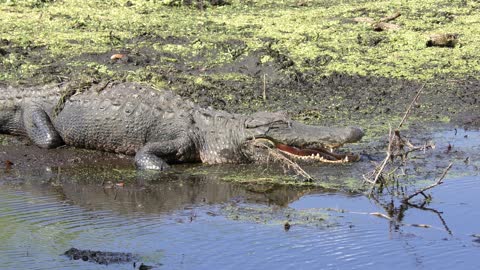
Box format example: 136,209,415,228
64,248,138,265
472,234,480,244
221,203,335,228
284,221,291,231
139,263,155,270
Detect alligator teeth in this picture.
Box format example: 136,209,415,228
280,149,357,164
330,148,334,153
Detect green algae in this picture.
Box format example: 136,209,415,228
221,203,335,228
0,0,478,126
184,164,369,191
1,0,480,85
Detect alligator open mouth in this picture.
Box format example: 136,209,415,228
252,138,360,163
275,143,360,163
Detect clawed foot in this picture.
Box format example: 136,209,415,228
134,154,171,171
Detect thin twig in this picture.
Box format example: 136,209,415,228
366,83,427,189
252,140,313,180
398,83,425,129
367,126,393,190
263,74,267,101
403,163,453,202
402,140,435,156
370,212,392,220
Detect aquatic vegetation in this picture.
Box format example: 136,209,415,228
1,0,480,84
221,203,335,228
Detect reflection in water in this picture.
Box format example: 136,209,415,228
0,129,479,269
4,164,321,212
369,193,452,235
58,172,315,215
0,165,323,270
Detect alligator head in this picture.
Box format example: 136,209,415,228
244,112,364,163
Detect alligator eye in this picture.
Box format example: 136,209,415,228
269,120,290,129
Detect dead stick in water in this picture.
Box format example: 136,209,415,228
366,83,426,189
405,202,452,234
369,126,394,185
403,163,453,202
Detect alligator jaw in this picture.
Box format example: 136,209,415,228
252,138,360,163
275,143,360,163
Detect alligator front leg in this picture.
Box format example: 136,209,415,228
135,144,171,171
135,139,193,170
23,105,64,148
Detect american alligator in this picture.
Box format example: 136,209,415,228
0,82,364,170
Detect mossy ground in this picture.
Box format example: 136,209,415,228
2,0,480,78
1,0,478,133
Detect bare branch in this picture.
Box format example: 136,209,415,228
403,163,453,203
398,83,425,129
366,126,393,190
379,12,401,23
366,83,427,188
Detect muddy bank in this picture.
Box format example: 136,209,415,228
0,0,479,194
1,125,478,191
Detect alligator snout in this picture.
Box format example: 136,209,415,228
265,121,364,149
341,126,365,144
